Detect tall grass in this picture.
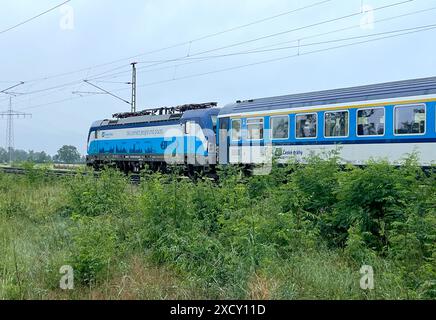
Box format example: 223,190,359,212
0,155,434,300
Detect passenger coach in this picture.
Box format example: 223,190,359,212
217,77,436,166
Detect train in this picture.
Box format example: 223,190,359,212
86,76,436,173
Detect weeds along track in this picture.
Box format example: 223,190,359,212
1,166,218,185
0,166,147,184
2,167,70,176
0,166,95,178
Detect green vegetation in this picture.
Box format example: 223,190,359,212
0,155,434,300
0,145,84,165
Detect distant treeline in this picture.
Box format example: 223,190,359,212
0,145,85,164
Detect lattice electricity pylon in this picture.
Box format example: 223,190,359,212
0,97,32,163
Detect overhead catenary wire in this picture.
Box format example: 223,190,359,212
129,24,436,63
223,5,436,54
0,1,339,105
83,80,131,105
0,0,71,36
1,0,419,104
82,1,337,82
16,23,436,111
0,82,25,94
2,1,432,109
7,14,436,109
0,0,336,108
88,23,436,69
181,0,416,56
89,0,418,82
88,3,436,82
114,0,416,75
12,0,333,85
118,25,436,92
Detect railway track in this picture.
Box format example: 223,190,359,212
0,166,146,184
0,166,88,177
0,166,212,184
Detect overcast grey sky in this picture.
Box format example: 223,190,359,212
0,0,435,155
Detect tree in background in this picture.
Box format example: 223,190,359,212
53,145,82,164
28,150,52,163
0,147,52,164
0,146,83,164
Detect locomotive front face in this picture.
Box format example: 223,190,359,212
180,109,220,166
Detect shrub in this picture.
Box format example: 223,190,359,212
66,168,129,217
344,224,377,265
291,153,340,215
21,162,52,184
70,215,118,285
333,159,421,251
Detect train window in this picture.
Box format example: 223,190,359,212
231,119,241,141
394,104,426,135
271,116,289,139
296,113,317,138
357,108,385,136
324,111,349,138
247,118,264,140
95,130,98,139
185,121,196,135
211,116,218,133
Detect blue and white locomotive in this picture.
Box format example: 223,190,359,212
87,77,436,171
87,103,219,172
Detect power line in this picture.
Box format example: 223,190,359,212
82,63,137,111
72,91,106,96
227,5,436,53
84,64,132,81
0,78,84,106
124,0,415,73
129,25,436,90
3,0,431,110
0,82,25,94
90,23,436,67
0,0,71,36
23,62,131,84
23,80,83,95
83,1,336,81
16,0,332,84
16,23,436,111
134,24,436,62
90,0,416,81
181,0,334,43
2,0,416,101
17,96,82,111
190,0,414,55
3,0,428,110
0,84,77,107
94,80,132,84
0,1,339,104
92,2,432,82
83,80,130,105
144,6,436,63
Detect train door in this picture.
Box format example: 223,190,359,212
185,121,197,165
219,117,230,165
